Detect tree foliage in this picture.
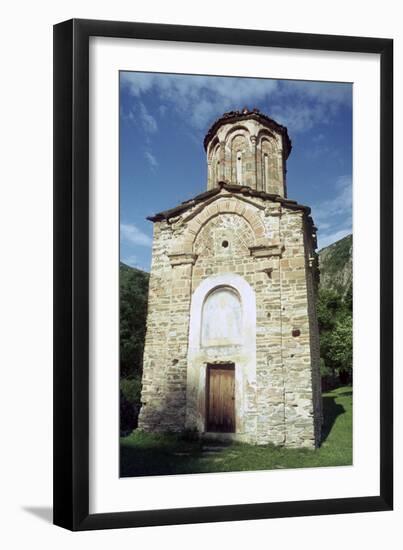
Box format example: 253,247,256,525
328,315,353,372
120,263,149,378
317,287,352,388
119,263,149,434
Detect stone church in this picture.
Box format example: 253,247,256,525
138,108,322,447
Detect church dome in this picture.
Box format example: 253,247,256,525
204,108,291,197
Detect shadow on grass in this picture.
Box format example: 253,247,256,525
321,396,345,444
120,434,232,478
121,388,352,476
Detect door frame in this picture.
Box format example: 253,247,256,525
205,363,236,433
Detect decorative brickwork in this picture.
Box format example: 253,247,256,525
205,108,290,196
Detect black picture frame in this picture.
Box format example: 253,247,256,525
53,18,393,531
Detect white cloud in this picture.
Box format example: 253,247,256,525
138,101,158,133
312,175,352,225
271,101,329,133
317,227,352,251
271,81,351,133
120,223,152,247
121,72,351,134
121,72,279,130
144,150,158,170
124,100,158,135
121,254,148,271
271,91,348,133
313,175,352,249
281,80,352,107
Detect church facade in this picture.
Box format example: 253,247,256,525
137,109,322,447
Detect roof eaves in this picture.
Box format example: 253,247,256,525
147,182,311,222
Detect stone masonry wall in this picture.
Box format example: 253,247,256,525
137,222,191,431
304,220,323,445
138,189,321,447
279,210,319,447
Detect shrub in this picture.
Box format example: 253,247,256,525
120,376,143,436
317,288,353,387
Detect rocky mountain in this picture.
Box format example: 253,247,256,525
318,234,352,297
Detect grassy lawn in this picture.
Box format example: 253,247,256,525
120,385,352,477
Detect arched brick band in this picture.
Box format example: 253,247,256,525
174,197,266,255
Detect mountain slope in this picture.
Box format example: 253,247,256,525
318,234,352,297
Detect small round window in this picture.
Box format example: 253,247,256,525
222,240,229,248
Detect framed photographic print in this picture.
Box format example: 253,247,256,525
53,19,393,530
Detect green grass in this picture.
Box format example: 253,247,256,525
120,385,352,477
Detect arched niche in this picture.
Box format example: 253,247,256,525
230,134,247,184
258,134,281,194
208,136,219,160
201,287,242,348
207,137,221,188
211,142,222,185
224,124,250,145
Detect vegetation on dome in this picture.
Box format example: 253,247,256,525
203,107,292,156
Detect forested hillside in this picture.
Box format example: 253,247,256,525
318,234,352,297
119,262,149,435
317,234,353,389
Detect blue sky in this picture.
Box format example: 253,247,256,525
120,72,352,272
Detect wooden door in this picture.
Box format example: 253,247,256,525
206,365,235,432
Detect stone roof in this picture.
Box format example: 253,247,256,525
203,108,292,158
147,182,313,222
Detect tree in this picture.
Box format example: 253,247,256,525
119,263,149,434
328,315,353,376
120,264,149,379
317,289,343,331
317,288,353,387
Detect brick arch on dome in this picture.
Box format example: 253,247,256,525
256,127,279,146
183,197,266,250
207,135,220,160
223,124,251,143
